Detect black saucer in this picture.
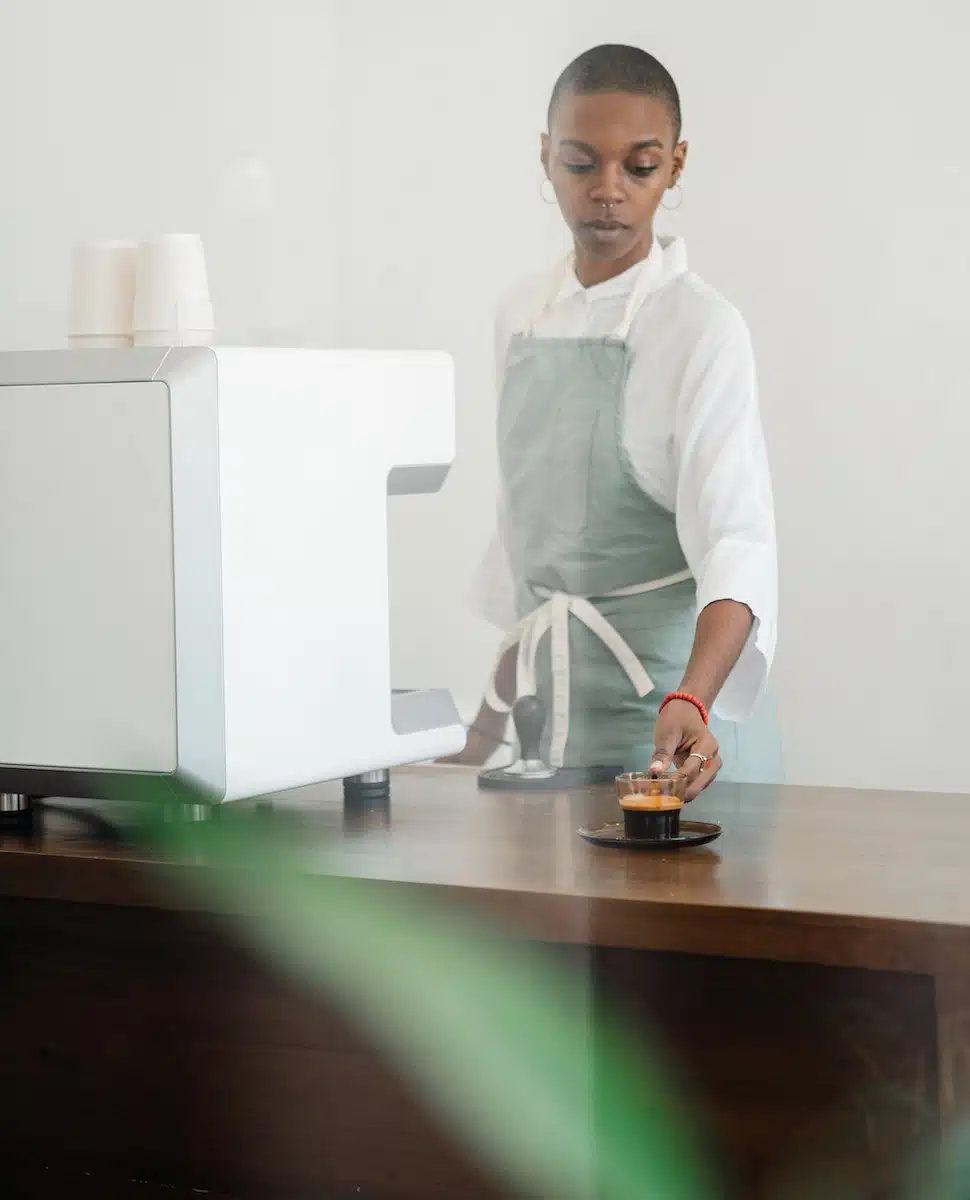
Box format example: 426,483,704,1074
578,819,722,850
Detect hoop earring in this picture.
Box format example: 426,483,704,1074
540,178,557,205
661,181,683,211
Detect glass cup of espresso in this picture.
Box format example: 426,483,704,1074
615,772,687,840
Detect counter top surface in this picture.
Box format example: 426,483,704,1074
2,768,969,967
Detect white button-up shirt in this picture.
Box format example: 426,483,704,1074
471,235,777,722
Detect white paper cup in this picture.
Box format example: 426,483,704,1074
132,329,213,347
133,234,213,334
68,333,132,349
69,240,136,339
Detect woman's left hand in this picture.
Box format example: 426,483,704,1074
649,699,721,802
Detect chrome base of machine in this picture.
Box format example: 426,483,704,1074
164,803,213,823
0,792,35,834
343,769,391,802
0,792,30,814
343,770,391,832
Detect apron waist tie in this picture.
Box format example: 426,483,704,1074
484,568,693,768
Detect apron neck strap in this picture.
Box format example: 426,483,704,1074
524,254,573,337
524,240,665,341
612,243,664,340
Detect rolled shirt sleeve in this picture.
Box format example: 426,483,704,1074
672,308,778,721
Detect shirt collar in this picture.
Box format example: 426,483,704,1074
555,235,682,305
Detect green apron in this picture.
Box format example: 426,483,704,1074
487,257,784,783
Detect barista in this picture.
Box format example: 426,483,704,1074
451,44,783,798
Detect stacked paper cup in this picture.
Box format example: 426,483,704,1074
132,234,215,346
68,241,137,347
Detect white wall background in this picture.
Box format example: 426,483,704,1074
3,0,968,792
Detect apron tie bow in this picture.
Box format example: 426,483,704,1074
485,570,691,768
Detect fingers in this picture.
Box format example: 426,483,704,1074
649,729,682,774
684,749,722,802
650,706,720,802
674,729,718,780
671,730,719,802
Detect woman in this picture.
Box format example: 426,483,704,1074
454,44,783,799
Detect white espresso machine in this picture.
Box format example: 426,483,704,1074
0,346,465,812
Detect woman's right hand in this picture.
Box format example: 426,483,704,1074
437,726,501,766
436,651,516,767
436,700,509,766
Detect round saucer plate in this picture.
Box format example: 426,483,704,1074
578,819,722,850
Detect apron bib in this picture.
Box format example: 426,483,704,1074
487,253,784,783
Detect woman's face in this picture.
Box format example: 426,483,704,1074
542,91,687,278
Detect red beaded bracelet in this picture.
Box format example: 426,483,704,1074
659,691,709,726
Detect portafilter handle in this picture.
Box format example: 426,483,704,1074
512,695,546,764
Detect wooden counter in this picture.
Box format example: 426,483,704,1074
2,768,969,1198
